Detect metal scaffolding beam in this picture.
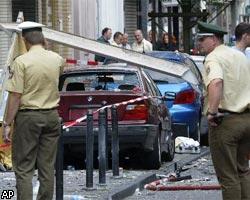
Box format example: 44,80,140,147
0,23,199,86
148,12,208,18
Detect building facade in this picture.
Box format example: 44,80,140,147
3,0,250,67
72,0,124,60
0,0,12,69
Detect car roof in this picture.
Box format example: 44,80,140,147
190,55,205,62
63,63,140,74
146,51,203,85
146,51,187,64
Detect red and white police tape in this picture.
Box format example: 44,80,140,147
0,143,11,149
63,96,156,129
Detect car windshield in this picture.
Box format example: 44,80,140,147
60,72,141,92
145,69,184,84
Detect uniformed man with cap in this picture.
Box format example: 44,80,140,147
2,21,65,200
197,21,250,200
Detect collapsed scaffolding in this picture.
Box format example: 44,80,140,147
0,21,199,169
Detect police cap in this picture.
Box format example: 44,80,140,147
197,21,227,37
18,21,45,35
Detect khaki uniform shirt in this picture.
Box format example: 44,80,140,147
6,45,65,110
132,39,152,53
203,44,250,113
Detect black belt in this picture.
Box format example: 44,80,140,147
218,108,249,114
19,108,57,112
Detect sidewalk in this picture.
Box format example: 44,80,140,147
0,168,149,200
0,148,210,200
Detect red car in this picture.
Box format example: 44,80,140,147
58,64,174,169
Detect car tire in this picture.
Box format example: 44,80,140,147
165,132,175,161
143,132,161,169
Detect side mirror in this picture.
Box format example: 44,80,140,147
163,92,176,101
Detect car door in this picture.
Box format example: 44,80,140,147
142,70,171,131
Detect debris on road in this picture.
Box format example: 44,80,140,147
144,173,192,190
145,155,221,192
175,136,200,154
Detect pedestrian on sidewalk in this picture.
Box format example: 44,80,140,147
2,21,65,200
197,21,250,200
111,31,123,47
105,31,123,64
132,29,152,53
121,33,131,49
147,30,158,50
232,22,250,59
156,32,177,51
95,27,112,62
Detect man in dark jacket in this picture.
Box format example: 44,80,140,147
94,27,112,62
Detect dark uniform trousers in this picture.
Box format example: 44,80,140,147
209,112,250,200
12,110,60,200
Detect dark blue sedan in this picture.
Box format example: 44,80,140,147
146,51,204,142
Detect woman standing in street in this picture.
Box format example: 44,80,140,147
156,33,177,51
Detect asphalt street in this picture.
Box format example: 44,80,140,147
0,148,216,200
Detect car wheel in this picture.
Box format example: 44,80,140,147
165,131,175,161
143,132,161,169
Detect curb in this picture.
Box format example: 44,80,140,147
163,147,210,174
107,173,157,200
107,147,210,200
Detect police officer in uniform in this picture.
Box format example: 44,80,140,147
197,21,250,200
2,21,65,200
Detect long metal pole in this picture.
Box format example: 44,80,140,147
98,109,106,185
86,110,94,188
111,106,119,176
104,107,109,169
209,3,232,23
56,120,64,200
140,0,149,40
151,0,157,45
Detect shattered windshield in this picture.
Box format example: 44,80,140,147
60,72,141,92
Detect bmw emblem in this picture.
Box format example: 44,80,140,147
87,96,93,102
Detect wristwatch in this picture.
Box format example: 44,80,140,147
207,111,217,116
3,121,11,127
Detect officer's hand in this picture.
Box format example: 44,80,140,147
3,125,11,144
207,112,224,127
207,114,218,127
